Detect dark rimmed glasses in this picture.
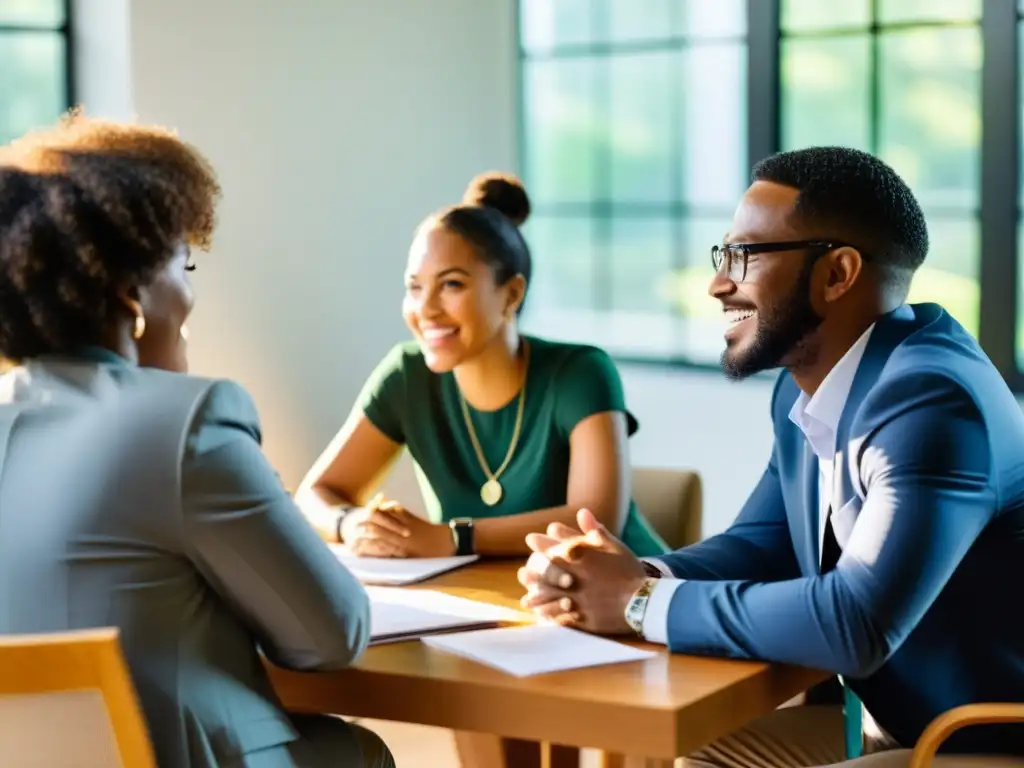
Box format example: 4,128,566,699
711,240,860,282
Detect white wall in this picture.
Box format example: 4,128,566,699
72,0,132,120
621,367,775,535
76,0,518,488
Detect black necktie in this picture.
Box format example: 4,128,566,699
821,506,842,573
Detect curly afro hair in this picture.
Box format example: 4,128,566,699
0,110,221,361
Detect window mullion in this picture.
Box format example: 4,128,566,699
747,0,781,165
978,0,1020,377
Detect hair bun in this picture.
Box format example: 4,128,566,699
463,171,530,226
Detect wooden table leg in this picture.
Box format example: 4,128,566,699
598,754,674,768
453,731,504,767
543,742,581,768
454,732,580,768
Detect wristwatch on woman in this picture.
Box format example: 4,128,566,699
334,506,356,543
449,517,475,556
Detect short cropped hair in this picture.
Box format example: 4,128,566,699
753,146,928,293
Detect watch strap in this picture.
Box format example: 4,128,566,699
334,506,356,543
449,518,475,556
642,561,665,578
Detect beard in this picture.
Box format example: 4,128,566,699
721,257,824,381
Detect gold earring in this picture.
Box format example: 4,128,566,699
133,314,146,340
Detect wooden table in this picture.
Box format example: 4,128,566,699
268,560,827,765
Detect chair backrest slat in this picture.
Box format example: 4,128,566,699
0,628,157,768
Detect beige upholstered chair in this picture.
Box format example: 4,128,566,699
631,466,703,550
0,627,156,768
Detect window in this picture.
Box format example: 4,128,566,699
0,0,72,145
781,0,982,337
519,0,748,364
519,0,1024,389
1017,0,1024,370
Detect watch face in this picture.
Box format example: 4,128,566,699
626,595,647,633
450,517,475,556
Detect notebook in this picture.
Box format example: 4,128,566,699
420,624,657,676
332,548,479,585
368,586,528,646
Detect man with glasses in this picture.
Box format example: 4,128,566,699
519,147,1024,766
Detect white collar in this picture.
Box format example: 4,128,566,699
788,324,875,461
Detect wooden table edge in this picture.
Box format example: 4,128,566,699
268,560,829,758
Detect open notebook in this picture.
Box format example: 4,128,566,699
332,547,479,586
368,587,528,646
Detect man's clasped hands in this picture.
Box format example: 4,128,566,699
517,509,652,636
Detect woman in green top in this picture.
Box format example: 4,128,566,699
297,173,666,558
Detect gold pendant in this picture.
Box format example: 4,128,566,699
481,479,503,506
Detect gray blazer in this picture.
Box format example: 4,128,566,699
0,349,371,767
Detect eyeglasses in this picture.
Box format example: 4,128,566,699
711,240,859,282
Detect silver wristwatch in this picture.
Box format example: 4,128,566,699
334,506,356,543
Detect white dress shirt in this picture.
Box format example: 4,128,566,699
639,325,875,643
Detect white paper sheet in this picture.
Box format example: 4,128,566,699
368,587,528,645
331,547,479,585
420,623,657,676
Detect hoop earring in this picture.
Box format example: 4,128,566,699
133,314,146,340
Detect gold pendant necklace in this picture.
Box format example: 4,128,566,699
458,344,529,506
480,478,503,506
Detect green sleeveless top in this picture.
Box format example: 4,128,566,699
357,335,667,557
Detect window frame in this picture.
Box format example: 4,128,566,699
0,0,75,138
516,0,1024,391
516,1,748,369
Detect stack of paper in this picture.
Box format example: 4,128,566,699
368,586,527,646
421,624,657,676
331,548,479,585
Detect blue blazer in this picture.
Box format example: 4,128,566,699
660,304,1024,755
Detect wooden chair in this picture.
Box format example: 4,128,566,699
909,704,1024,768
0,627,157,768
631,466,703,550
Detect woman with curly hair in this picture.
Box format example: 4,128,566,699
0,114,393,768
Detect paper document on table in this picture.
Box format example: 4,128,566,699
368,586,528,646
331,547,479,585
421,623,657,677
